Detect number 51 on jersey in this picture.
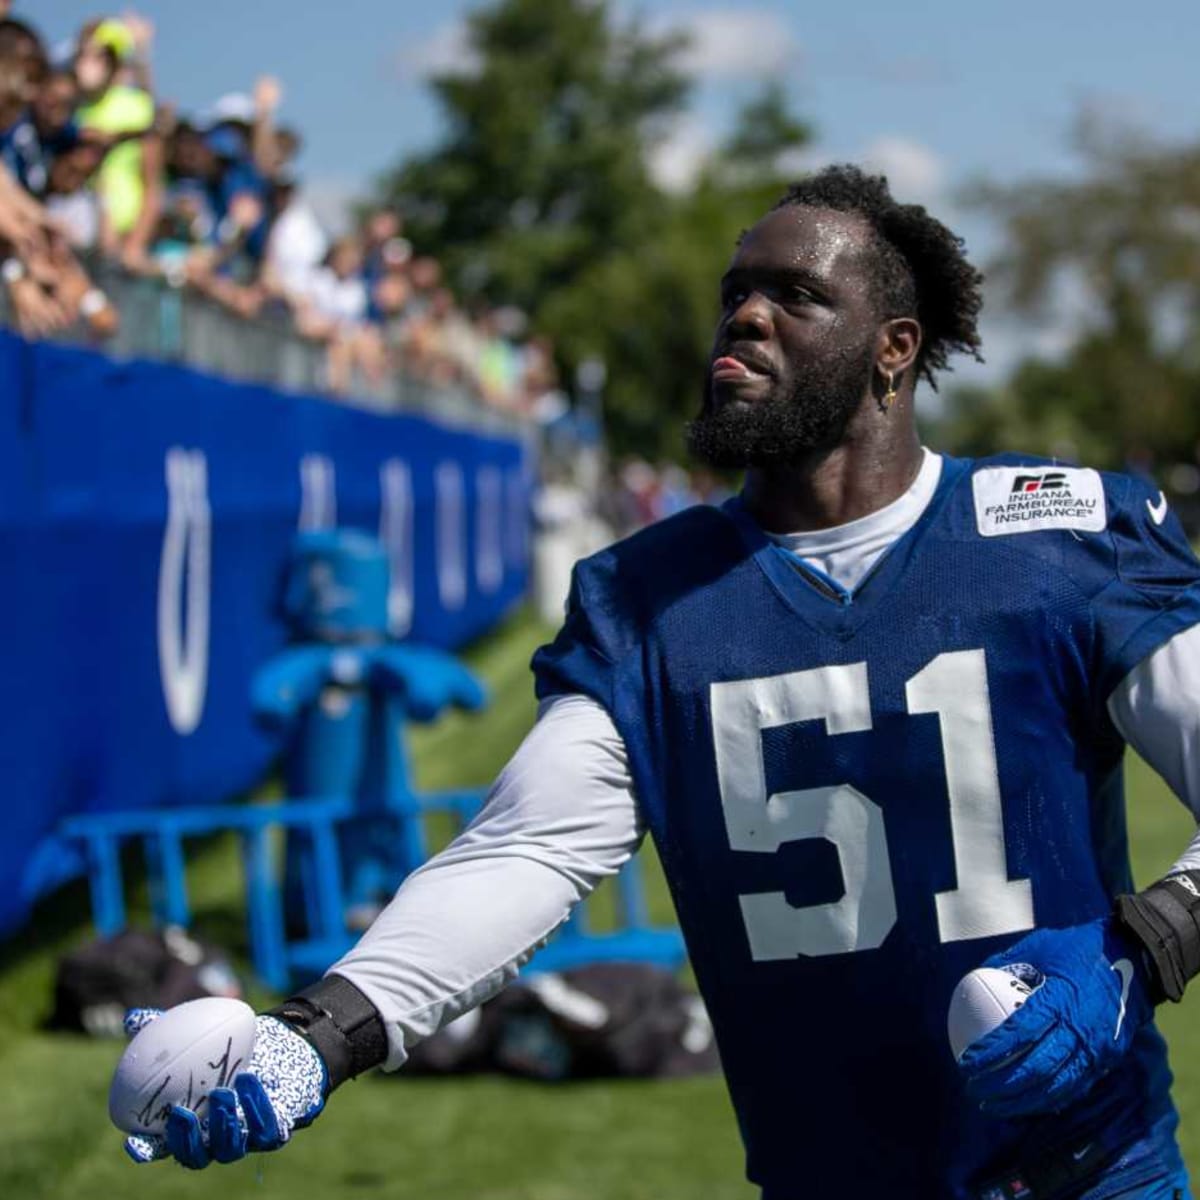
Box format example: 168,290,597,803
711,650,1036,961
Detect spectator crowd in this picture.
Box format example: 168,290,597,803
602,460,732,537
0,7,560,417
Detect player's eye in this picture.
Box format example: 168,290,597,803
782,284,816,305
721,286,749,310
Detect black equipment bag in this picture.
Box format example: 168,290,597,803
404,962,720,1081
48,926,243,1037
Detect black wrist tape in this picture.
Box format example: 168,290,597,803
267,973,388,1092
1114,871,1200,1003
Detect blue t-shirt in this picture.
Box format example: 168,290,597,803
214,157,271,263
362,246,387,323
533,453,1200,1199
41,119,81,160
0,111,48,197
173,138,271,266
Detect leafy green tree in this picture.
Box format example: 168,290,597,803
940,120,1200,472
719,81,812,183
384,0,688,308
381,0,812,457
538,92,812,455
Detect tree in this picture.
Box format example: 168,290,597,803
380,0,813,457
939,119,1200,474
536,83,812,456
719,81,812,182
384,0,688,309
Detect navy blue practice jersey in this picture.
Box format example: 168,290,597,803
533,454,1200,1199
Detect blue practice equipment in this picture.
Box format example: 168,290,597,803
254,528,685,977
253,530,489,933
6,330,531,942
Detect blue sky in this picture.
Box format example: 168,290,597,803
33,0,1200,384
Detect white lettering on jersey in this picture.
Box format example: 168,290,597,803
972,466,1107,538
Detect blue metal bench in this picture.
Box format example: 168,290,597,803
58,787,479,991
60,790,684,991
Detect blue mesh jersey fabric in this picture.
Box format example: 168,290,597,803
533,453,1200,1200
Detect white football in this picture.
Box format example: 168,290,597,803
108,997,257,1135
947,963,1044,1061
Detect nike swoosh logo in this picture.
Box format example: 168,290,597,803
1113,958,1134,1039
1147,492,1169,525
1072,1143,1093,1162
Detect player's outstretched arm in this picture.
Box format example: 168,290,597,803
326,693,641,1064
116,694,640,1165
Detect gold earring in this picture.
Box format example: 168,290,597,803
881,370,897,411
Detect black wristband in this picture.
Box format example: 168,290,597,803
1114,872,1200,1004
267,974,388,1092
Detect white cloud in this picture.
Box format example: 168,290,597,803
396,20,477,80
402,9,801,84
667,9,801,80
648,114,715,192
775,144,820,178
859,136,945,204
780,136,944,204
647,126,945,203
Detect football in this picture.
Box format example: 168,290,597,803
108,997,257,1135
946,964,1044,1061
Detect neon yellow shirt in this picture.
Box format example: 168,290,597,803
76,86,154,235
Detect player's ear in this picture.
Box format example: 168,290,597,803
877,317,921,381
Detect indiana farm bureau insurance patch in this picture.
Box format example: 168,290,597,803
972,466,1107,537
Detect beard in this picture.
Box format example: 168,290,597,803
686,340,876,469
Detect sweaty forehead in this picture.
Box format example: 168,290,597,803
730,206,876,285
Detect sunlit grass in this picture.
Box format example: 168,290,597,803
0,607,1195,1198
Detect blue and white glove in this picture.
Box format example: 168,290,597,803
122,1009,328,1168
958,917,1154,1118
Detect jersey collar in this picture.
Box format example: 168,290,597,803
720,454,973,638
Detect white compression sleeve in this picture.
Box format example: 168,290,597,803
1107,622,1200,873
330,692,641,1070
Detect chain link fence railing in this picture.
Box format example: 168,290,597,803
1,263,521,435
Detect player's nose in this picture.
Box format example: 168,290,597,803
726,292,773,341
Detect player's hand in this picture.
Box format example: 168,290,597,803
122,1009,328,1168
957,918,1153,1117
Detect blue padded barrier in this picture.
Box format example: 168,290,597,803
0,331,532,938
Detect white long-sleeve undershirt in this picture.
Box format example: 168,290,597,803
1107,622,1200,873
332,692,645,1070
764,447,943,591
332,460,1200,1070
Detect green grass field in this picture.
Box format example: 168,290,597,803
1,607,1196,1199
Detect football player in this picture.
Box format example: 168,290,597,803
121,166,1200,1199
